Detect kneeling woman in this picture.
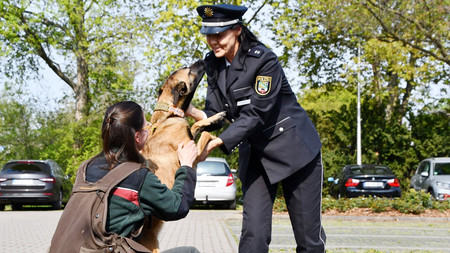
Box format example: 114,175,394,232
50,101,199,253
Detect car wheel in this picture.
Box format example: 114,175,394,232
52,190,63,210
228,199,236,210
0,204,5,211
11,204,22,211
428,189,436,199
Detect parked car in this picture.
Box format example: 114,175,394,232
194,157,237,209
0,159,72,210
328,164,401,199
410,157,450,201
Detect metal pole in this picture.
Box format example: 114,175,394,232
357,42,362,165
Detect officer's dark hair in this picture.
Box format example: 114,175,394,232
233,24,261,54
100,101,147,169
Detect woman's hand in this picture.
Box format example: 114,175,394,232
177,140,198,167
198,138,223,162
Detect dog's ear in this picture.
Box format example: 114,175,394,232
172,81,188,105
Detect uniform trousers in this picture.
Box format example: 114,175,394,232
238,152,326,253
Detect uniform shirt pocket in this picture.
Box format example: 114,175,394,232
233,87,253,107
262,117,296,140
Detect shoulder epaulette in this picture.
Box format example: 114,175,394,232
247,46,265,58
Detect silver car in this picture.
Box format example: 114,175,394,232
410,157,450,201
194,157,237,209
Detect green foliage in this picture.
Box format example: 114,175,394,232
409,102,450,159
64,116,103,182
393,189,434,214
0,0,155,121
273,197,288,213
0,86,103,181
319,189,450,215
0,83,40,162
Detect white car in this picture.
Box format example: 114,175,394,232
194,157,237,209
410,157,450,201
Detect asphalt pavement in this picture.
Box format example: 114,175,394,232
0,207,449,253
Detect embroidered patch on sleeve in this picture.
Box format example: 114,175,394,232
255,76,272,95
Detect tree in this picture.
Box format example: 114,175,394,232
0,83,39,162
266,0,448,157
361,0,449,66
0,0,152,121
409,101,450,159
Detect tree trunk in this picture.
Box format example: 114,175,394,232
75,56,89,122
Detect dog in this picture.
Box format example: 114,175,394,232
139,60,225,252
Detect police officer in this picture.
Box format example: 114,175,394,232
187,4,326,253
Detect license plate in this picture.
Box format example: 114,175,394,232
12,179,34,185
364,182,383,188
198,182,216,187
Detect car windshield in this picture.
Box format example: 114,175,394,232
197,161,229,176
349,166,392,176
434,162,450,175
1,163,47,174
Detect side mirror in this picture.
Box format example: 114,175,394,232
420,172,429,177
328,177,339,184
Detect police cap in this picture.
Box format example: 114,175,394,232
197,4,248,35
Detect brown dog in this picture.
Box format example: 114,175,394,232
139,60,224,252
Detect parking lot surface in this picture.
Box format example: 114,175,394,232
0,208,449,252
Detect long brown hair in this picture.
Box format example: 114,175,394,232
101,101,146,169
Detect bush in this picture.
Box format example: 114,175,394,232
278,190,449,214
392,188,433,214
273,197,288,213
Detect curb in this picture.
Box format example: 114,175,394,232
322,215,450,222
272,213,450,222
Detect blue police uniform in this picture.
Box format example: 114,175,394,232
197,4,326,253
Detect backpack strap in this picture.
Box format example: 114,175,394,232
72,160,143,193
95,162,143,191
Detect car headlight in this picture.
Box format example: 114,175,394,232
436,181,450,190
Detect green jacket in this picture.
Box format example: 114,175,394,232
86,156,196,237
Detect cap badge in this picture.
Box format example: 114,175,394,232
204,7,214,17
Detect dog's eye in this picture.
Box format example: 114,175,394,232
178,81,187,96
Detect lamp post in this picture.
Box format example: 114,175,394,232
357,42,362,165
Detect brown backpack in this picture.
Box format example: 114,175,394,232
49,160,151,253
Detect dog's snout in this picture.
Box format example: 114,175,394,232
190,60,206,73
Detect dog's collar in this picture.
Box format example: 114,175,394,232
154,102,185,117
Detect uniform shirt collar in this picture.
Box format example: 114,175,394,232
225,58,231,67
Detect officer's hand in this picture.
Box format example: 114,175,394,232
186,104,207,121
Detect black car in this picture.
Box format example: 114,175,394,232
0,160,72,210
328,164,401,199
